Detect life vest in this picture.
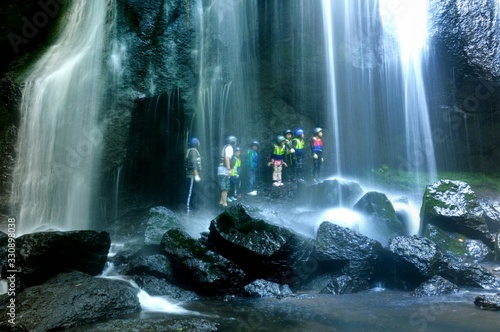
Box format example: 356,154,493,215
272,144,285,160
230,157,241,176
293,138,304,155
220,144,233,164
311,137,323,153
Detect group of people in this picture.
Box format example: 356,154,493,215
268,127,324,186
184,127,325,212
217,136,260,207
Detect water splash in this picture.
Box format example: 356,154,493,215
100,262,194,315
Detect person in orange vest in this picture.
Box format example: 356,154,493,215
268,135,287,186
310,127,324,182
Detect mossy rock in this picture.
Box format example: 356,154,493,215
420,180,493,249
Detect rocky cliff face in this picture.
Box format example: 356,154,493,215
429,0,500,171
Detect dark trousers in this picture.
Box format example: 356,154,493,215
313,154,323,180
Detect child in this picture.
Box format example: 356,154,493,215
311,127,324,182
228,147,242,202
246,141,259,196
283,129,295,182
292,128,305,182
268,135,286,186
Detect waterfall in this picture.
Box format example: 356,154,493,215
379,0,437,185
11,1,109,234
321,0,436,193
194,0,259,164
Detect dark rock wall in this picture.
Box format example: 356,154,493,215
429,0,500,171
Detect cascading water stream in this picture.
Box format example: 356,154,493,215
379,0,437,187
11,0,109,234
194,0,259,164
321,0,437,197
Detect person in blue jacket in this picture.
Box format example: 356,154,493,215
246,141,259,196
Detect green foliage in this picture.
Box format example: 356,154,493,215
367,166,500,198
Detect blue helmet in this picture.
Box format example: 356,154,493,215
295,128,304,137
189,137,200,147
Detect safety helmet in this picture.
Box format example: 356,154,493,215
234,146,241,152
251,140,259,147
295,128,304,137
226,135,237,144
314,127,323,135
283,129,293,136
276,135,286,144
189,137,199,147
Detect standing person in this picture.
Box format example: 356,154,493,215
283,129,295,182
311,127,324,182
292,128,305,182
246,141,259,196
228,147,242,202
218,135,237,207
268,135,287,187
185,137,202,214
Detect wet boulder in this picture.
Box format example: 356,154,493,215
301,260,380,295
474,293,500,311
160,228,249,296
297,223,383,294
381,235,446,290
131,275,199,301
424,224,491,263
297,178,363,208
419,180,494,249
144,206,182,246
412,275,460,297
481,202,500,234
122,254,173,281
0,271,140,332
242,279,294,298
315,222,383,262
205,204,315,286
15,230,110,290
438,262,499,289
353,191,405,245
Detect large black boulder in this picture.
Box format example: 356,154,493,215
412,275,460,297
315,221,383,262
160,228,249,296
438,261,499,289
353,191,405,245
474,293,500,311
0,271,140,332
205,204,315,286
15,230,110,290
381,235,447,290
420,180,494,249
